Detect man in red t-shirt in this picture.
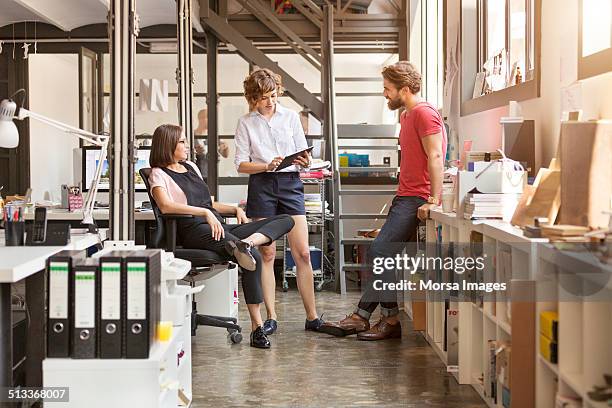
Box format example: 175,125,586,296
320,61,446,340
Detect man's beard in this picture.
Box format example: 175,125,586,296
387,96,403,111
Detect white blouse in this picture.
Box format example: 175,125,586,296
234,103,308,173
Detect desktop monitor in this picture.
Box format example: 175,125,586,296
82,146,150,192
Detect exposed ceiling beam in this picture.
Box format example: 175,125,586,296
191,0,204,32
11,0,71,31
201,8,324,120
236,0,322,69
290,0,322,29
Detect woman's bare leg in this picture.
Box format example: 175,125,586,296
287,215,318,320
252,218,277,321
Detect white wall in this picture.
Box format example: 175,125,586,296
29,54,80,203
29,51,401,205
455,0,612,168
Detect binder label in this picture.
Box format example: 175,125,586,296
101,262,121,320
127,262,147,320
49,262,69,319
74,271,95,328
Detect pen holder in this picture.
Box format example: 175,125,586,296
68,193,83,211
5,221,25,246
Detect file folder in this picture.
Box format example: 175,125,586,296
124,250,161,359
46,250,85,358
71,258,98,359
98,252,125,359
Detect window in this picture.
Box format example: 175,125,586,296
509,0,527,80
578,0,612,79
479,0,532,92
461,0,541,115
411,0,445,109
487,0,506,62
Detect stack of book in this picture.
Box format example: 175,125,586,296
464,193,521,221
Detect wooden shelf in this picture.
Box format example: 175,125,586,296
560,371,584,396
538,354,559,375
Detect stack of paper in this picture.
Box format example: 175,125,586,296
304,193,321,214
464,193,521,221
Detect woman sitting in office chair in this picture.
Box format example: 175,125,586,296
148,123,295,349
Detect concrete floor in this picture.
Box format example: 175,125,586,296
191,289,486,408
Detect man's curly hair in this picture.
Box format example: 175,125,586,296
382,61,422,94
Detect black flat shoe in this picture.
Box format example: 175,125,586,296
305,314,326,332
225,240,256,271
250,326,271,349
262,319,278,335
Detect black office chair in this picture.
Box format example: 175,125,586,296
139,168,243,344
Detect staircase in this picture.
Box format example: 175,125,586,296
201,9,324,120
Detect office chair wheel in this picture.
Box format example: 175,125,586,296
315,281,324,292
229,331,243,344
282,281,289,292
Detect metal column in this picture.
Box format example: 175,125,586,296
0,283,11,388
177,0,195,150
206,29,219,198
399,0,410,61
321,5,343,294
109,0,138,240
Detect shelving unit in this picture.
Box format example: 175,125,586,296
282,178,329,292
424,208,612,408
536,244,612,408
331,124,400,294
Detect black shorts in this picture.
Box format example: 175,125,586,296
246,172,306,218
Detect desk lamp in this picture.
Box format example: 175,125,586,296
0,91,109,230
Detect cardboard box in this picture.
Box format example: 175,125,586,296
411,301,426,331
559,121,612,228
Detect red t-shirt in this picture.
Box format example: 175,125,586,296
397,102,447,199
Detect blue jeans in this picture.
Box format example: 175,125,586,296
355,196,426,319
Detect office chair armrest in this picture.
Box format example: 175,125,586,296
160,214,193,251
159,214,194,219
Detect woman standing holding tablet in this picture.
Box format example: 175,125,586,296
234,68,324,335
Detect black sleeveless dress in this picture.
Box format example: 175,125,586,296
160,162,223,232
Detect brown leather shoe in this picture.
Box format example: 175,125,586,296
318,313,370,337
357,319,401,341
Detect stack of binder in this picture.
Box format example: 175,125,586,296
46,249,162,360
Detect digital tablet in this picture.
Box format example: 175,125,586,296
274,146,314,172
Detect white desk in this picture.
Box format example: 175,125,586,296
23,208,155,221
0,229,108,389
0,230,107,283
